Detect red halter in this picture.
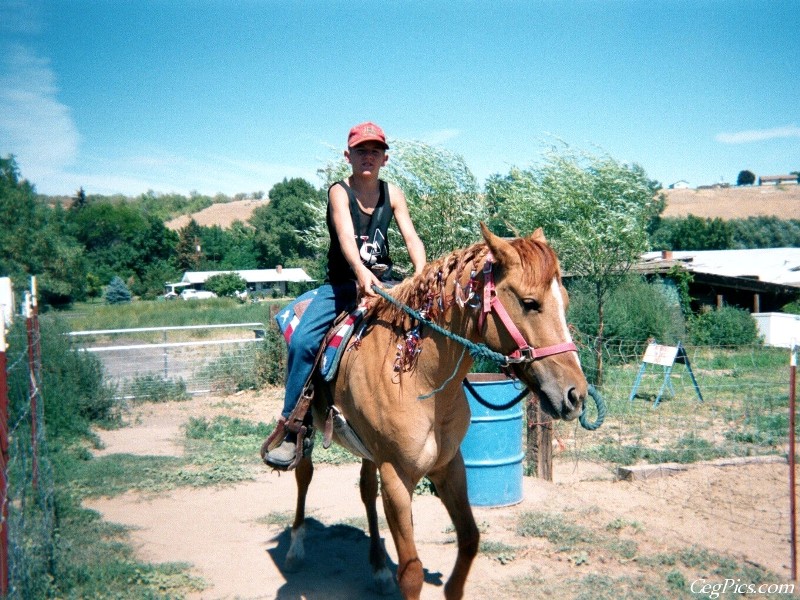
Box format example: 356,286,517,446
477,254,577,363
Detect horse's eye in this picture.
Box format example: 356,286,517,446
521,298,540,312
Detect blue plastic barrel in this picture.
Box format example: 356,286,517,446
460,375,525,507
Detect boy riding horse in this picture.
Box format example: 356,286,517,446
265,122,426,470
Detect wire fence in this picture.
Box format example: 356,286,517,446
564,334,791,465
1,310,55,599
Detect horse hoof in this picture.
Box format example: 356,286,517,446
373,567,395,596
284,525,306,572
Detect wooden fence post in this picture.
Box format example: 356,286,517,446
526,395,553,481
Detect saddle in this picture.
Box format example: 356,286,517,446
262,294,372,470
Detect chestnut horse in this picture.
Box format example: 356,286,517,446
279,224,587,599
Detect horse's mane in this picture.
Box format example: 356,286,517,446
376,235,561,325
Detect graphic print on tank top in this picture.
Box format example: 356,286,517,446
358,227,387,266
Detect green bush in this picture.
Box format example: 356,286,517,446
688,306,762,346
254,322,288,385
10,317,118,437
783,298,800,315
567,275,685,343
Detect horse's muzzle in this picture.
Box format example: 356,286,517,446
561,386,584,420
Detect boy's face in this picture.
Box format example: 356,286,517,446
345,141,388,177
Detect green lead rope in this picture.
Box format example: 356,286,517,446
371,285,606,430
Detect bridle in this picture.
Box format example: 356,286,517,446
476,254,577,364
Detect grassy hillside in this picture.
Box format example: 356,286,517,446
662,184,800,219
165,184,800,229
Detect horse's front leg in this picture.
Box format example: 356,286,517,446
379,462,424,600
428,450,479,600
360,459,394,595
285,455,313,571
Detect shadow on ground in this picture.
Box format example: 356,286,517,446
268,518,444,599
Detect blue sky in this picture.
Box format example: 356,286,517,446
1,0,797,197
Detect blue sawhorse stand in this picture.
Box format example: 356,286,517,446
629,341,703,408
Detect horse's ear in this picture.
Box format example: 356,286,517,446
480,222,519,267
530,227,547,243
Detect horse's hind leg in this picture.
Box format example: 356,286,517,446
379,462,424,600
428,450,479,600
360,459,394,595
285,456,313,572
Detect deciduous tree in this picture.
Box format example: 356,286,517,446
250,178,321,267
486,144,663,384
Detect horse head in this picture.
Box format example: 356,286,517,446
479,223,588,420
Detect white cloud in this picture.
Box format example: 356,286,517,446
0,44,80,178
715,125,800,144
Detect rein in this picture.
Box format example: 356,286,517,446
370,258,606,430
371,285,511,366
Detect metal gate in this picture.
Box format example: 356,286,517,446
68,322,266,399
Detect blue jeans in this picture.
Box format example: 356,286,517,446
282,282,358,418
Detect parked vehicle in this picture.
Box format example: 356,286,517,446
180,289,217,300
164,282,190,299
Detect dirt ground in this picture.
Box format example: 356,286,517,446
84,390,794,600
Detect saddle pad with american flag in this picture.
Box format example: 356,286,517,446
275,288,319,344
275,290,367,382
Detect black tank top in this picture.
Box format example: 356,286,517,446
326,179,394,284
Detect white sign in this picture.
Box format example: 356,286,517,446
641,343,679,367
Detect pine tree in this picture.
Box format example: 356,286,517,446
105,276,132,304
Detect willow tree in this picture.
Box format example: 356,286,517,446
308,139,486,274
486,144,663,384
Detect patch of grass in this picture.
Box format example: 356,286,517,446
256,510,301,527
51,491,206,598
60,452,187,497
665,569,688,592
199,350,260,394
517,509,644,565
725,412,788,446
66,297,283,331
516,511,595,551
573,574,667,600
606,517,642,533
414,476,437,496
310,431,360,466
479,540,518,564
607,537,638,560
582,433,735,466
129,374,190,403
334,514,389,531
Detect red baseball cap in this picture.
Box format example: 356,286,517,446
348,122,389,149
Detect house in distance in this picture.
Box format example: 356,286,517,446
165,265,314,298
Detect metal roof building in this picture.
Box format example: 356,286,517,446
637,248,800,312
